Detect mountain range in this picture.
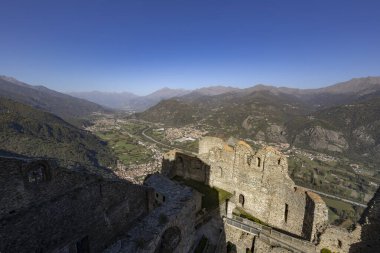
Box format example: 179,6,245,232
69,86,239,111
2,74,380,167
138,77,380,166
0,98,115,168
68,77,380,114
0,76,109,123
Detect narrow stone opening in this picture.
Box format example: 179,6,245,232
217,166,223,177
278,158,281,165
177,156,184,170
239,194,245,207
256,157,261,167
338,239,342,248
284,203,289,223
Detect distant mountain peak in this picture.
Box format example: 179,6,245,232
181,85,240,97
0,75,29,87
145,87,191,99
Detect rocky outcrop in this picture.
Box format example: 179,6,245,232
294,126,348,152
242,115,255,130
266,124,287,143
353,126,375,146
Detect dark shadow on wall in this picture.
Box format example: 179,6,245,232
0,154,155,253
162,152,230,253
162,152,210,184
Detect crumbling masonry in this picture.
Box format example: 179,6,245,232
0,153,201,253
162,136,380,252
1,136,379,253
163,137,329,242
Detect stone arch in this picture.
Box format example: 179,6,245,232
156,226,182,253
216,166,223,178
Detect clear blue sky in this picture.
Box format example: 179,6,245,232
1,0,379,95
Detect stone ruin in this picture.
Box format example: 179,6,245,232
163,137,329,239
0,153,201,253
1,136,379,253
162,136,380,252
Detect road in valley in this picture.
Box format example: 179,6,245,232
299,187,367,207
141,126,197,155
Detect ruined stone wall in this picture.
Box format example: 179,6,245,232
224,226,294,253
0,158,100,217
162,137,329,240
199,136,225,155
253,236,292,253
224,224,255,253
161,150,177,178
316,187,380,253
304,192,329,242
0,157,154,253
109,174,201,253
162,152,210,183
349,186,380,252
202,140,312,237
317,225,361,253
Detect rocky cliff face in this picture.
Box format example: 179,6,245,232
294,126,348,152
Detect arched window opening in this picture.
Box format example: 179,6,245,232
239,194,245,207
216,167,223,177
278,158,281,165
256,157,261,167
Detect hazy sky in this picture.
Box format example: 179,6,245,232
1,0,380,95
